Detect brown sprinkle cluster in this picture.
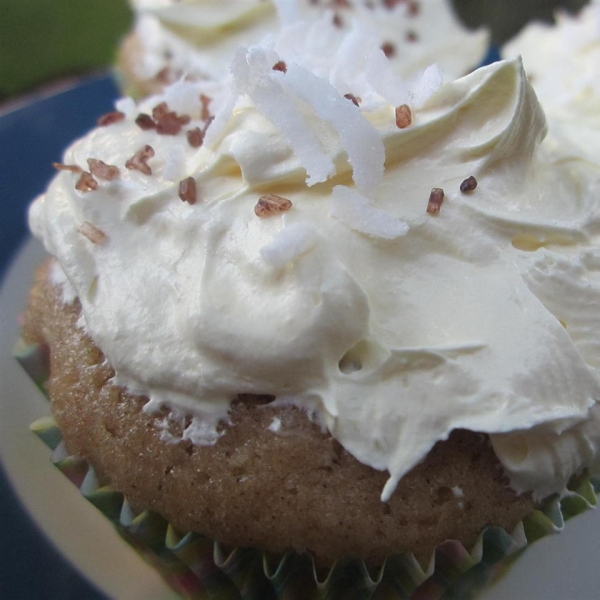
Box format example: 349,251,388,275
126,145,155,176
254,194,293,217
333,13,343,27
427,188,445,215
53,162,82,173
134,102,191,135
460,176,478,193
154,102,191,135
87,158,120,181
97,111,125,127
75,172,98,193
272,60,287,73
78,221,107,244
178,177,198,205
406,30,418,43
395,104,412,129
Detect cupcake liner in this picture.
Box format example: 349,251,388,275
16,339,599,599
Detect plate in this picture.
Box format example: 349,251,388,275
0,74,177,600
0,75,599,600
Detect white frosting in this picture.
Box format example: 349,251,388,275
30,26,600,503
127,0,489,86
502,1,600,169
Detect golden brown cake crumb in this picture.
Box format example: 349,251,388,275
23,261,535,568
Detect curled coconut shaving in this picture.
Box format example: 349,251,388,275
331,185,409,239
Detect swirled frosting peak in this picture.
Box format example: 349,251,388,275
31,25,600,502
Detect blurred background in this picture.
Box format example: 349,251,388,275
0,0,590,102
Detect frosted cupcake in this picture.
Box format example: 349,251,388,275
119,0,489,97
23,14,600,593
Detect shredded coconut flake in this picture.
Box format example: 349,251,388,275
261,223,318,268
268,417,282,432
282,63,385,195
231,46,336,186
163,145,187,182
164,79,205,116
410,64,444,109
331,185,409,239
115,97,138,120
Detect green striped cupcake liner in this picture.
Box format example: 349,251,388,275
17,339,600,599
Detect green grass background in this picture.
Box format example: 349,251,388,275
0,0,132,100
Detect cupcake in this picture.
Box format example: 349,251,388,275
119,0,489,97
22,15,600,596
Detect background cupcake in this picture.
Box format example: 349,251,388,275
502,0,600,165
118,0,490,96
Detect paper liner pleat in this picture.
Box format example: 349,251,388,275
27,415,600,600
17,341,599,600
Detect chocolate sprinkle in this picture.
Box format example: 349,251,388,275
272,60,287,73
344,93,360,107
125,145,155,176
178,177,198,205
152,102,170,121
149,102,192,135
186,127,205,148
427,188,445,215
135,114,156,130
97,111,125,127
460,176,478,193
75,172,98,193
408,1,420,16
87,158,120,181
254,194,293,217
53,162,83,173
200,94,212,122
395,104,412,129
77,221,107,244
381,42,396,58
